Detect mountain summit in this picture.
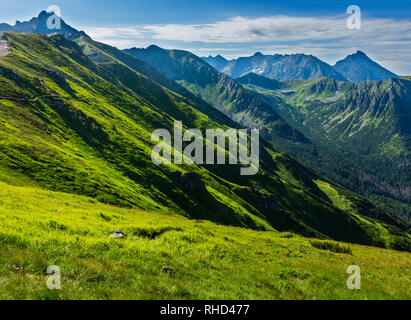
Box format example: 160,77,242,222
204,51,400,83
0,10,89,40
333,51,398,82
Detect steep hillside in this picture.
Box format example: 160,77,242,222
0,32,409,249
203,54,229,70
76,39,239,129
241,75,411,221
203,52,345,81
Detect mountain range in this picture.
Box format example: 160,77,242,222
127,44,410,221
0,12,409,246
204,51,399,82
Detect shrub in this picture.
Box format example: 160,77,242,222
310,240,352,254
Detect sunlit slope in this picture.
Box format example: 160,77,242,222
0,182,410,300
0,32,409,249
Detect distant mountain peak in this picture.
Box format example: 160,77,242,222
203,52,345,81
202,53,230,69
146,44,162,51
203,54,227,61
37,10,50,18
0,10,89,40
354,50,367,56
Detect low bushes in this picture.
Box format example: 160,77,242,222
310,240,352,254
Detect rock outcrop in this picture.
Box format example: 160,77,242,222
178,172,207,192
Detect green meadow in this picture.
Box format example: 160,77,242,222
0,181,409,300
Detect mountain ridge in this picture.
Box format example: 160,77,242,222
124,46,313,148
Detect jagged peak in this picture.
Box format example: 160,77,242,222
37,10,51,18
354,50,367,56
347,50,370,60
215,54,227,60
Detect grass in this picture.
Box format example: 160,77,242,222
0,181,410,300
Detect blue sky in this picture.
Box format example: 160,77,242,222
1,0,411,74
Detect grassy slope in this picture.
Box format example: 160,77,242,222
0,32,409,251
0,181,410,300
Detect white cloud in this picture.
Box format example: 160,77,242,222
83,14,411,74
140,15,411,44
